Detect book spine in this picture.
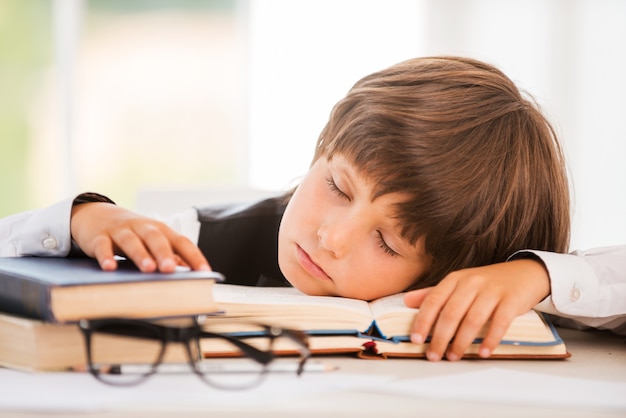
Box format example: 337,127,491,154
0,271,53,321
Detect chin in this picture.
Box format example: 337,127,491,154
284,272,332,296
292,281,330,296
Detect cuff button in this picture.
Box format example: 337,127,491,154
569,287,581,302
42,236,58,249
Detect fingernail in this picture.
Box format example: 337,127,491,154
426,351,440,362
446,352,459,362
411,333,424,344
141,258,155,270
479,347,491,358
198,264,210,271
160,258,175,270
101,259,116,270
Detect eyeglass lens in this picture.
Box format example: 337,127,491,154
82,320,300,389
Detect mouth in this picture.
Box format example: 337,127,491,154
296,245,333,282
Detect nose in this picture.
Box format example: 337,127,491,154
317,216,354,258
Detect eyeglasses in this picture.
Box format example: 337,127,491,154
78,315,311,390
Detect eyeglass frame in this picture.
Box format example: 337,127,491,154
78,315,311,389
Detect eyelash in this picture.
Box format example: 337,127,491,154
326,176,350,200
326,176,398,257
377,231,398,257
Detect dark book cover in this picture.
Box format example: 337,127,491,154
0,257,224,322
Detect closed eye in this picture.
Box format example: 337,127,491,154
326,176,350,201
377,231,398,257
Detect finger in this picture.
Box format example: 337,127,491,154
110,228,157,272
90,235,118,271
133,224,177,273
409,279,457,347
478,302,518,358
168,234,211,271
403,287,432,308
426,286,479,361
445,294,499,361
173,254,189,268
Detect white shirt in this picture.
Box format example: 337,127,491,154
518,247,626,334
1,196,625,334
0,197,200,258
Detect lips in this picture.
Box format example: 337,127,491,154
296,245,332,281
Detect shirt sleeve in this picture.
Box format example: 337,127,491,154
0,193,202,259
0,197,75,257
510,246,626,334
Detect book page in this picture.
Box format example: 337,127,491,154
209,284,374,331
498,310,557,343
213,284,370,313
367,292,417,337
368,293,417,317
368,293,558,345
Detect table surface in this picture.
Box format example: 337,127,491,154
0,327,624,418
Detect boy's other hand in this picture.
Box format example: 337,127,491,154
70,202,211,273
404,259,550,361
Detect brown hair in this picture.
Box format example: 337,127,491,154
313,56,570,289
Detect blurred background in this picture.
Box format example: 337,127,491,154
0,0,624,250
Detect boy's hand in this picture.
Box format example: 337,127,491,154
70,202,210,273
404,259,550,361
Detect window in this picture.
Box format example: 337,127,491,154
0,0,53,216
1,0,624,249
3,0,247,214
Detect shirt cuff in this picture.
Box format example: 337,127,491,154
510,249,600,317
6,197,76,257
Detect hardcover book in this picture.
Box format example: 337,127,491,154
0,312,190,372
0,257,224,323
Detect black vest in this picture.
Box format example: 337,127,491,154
195,195,291,287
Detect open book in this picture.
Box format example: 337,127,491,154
203,284,569,359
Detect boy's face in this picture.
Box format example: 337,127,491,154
278,154,432,300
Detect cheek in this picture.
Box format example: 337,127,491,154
277,208,298,286
280,189,308,236
277,185,318,255
330,259,392,299
283,179,326,227
354,257,426,297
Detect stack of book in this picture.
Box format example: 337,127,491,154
0,257,223,371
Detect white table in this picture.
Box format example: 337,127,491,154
0,328,624,418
